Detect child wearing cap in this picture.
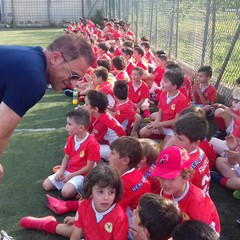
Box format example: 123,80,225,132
151,145,221,235
210,88,240,156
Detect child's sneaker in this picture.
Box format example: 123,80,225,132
210,170,222,183
19,216,56,230
233,190,240,200
46,194,68,215
64,89,73,97
0,230,14,240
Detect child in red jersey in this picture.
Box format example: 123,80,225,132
112,80,141,137
192,66,216,114
210,88,240,156
83,90,126,160
140,41,155,69
42,108,100,199
151,146,221,235
132,46,148,71
140,67,189,147
128,66,151,118
138,138,161,194
132,193,182,240
121,47,136,77
172,112,211,195
97,42,112,62
20,164,128,240
111,55,130,82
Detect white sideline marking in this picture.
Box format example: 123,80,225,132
14,127,65,132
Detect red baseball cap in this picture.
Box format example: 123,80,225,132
151,145,191,179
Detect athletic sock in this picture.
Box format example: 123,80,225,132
66,200,79,212
143,109,150,118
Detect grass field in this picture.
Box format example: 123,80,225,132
0,28,240,239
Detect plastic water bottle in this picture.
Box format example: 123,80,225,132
72,88,78,105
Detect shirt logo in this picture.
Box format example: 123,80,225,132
159,154,169,165
171,104,176,110
105,222,113,233
182,212,190,220
80,150,85,158
117,110,120,115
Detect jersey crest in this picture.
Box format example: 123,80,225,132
105,222,113,233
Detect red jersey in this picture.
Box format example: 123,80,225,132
120,168,152,211
233,118,240,138
145,50,155,64
94,29,104,39
135,57,148,71
139,163,161,194
74,198,128,240
161,182,220,235
97,53,111,62
126,59,136,77
189,147,210,195
115,99,137,133
98,82,116,109
114,47,122,56
179,75,193,102
89,112,126,145
128,80,150,104
152,67,165,86
193,83,216,104
157,91,189,127
64,134,100,174
116,70,130,82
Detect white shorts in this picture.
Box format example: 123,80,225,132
100,144,110,161
234,164,240,176
226,118,234,135
140,99,150,110
48,170,84,193
162,127,174,136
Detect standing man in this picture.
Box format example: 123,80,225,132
0,33,95,179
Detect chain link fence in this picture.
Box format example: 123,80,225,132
105,0,240,105
0,0,239,104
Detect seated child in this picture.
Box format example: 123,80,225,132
210,88,240,156
140,67,189,148
42,108,100,198
111,56,131,82
20,164,129,240
132,193,182,240
192,66,216,114
121,47,136,77
151,145,221,235
132,46,148,71
128,66,151,118
138,138,161,194
83,90,126,160
170,112,211,194
171,220,219,240
112,80,141,137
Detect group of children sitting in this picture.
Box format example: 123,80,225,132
18,16,240,239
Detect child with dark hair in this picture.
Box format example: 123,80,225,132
133,46,148,71
151,146,221,235
132,193,182,240
192,66,216,114
112,56,130,82
20,164,128,240
42,108,100,199
121,46,136,76
112,80,141,137
140,68,189,148
138,138,161,193
97,42,112,62
140,41,155,66
84,90,125,160
129,66,151,118
172,220,219,240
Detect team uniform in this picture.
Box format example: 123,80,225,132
98,81,116,109
145,50,155,64
157,91,189,128
128,80,150,105
126,59,136,77
114,99,137,134
135,57,148,71
179,75,193,102
74,198,128,240
161,181,221,235
193,83,216,105
139,164,161,194
152,67,165,86
48,133,100,191
0,46,46,117
189,147,210,195
116,70,130,82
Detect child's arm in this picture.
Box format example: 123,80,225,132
55,154,70,182
70,226,83,240
130,113,142,137
63,160,95,183
224,107,240,120
194,86,209,105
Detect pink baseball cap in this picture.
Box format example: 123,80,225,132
151,145,191,179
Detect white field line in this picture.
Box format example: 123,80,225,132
14,127,65,132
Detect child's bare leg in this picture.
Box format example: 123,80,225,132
162,135,173,149
61,182,77,199
215,157,237,178
42,178,57,191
